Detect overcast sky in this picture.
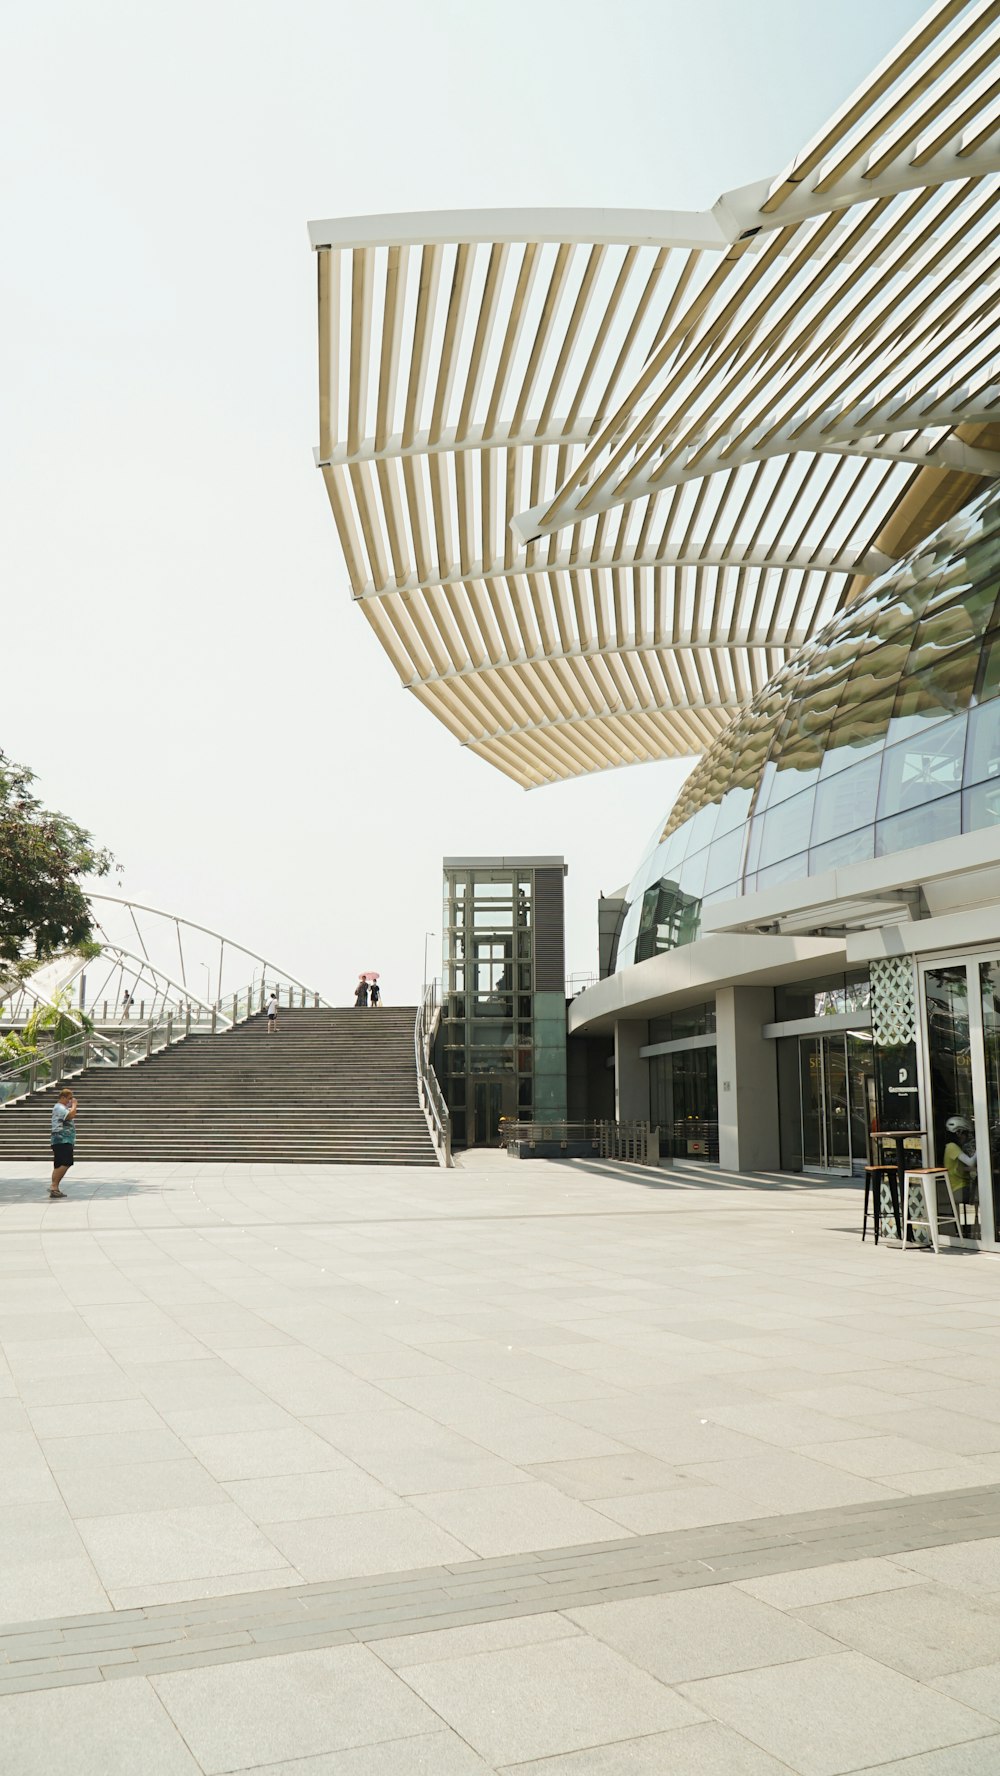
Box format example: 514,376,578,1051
4,0,926,1004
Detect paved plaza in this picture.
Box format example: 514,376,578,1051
4,1153,1000,1772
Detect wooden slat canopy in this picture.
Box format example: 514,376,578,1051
311,0,1000,788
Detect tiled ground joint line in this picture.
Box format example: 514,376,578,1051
2,1481,1000,1696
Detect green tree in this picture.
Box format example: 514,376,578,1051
0,753,111,963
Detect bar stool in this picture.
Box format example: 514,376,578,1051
862,1164,896,1244
901,1168,965,1253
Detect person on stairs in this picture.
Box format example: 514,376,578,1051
266,991,279,1035
49,1086,77,1199
369,980,381,1008
354,976,369,1009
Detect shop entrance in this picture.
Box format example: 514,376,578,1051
799,1033,875,1174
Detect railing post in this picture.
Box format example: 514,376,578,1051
167,1013,173,1046
185,1003,191,1036
118,1035,125,1068
146,1025,153,1059
211,1008,217,1034
233,993,238,1024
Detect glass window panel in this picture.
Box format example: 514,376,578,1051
927,966,979,1235
819,685,895,778
703,828,745,894
875,791,961,857
811,754,881,846
974,632,1000,704
876,712,967,817
809,826,876,873
965,699,1000,787
678,846,710,899
963,781,1000,833
754,851,809,890
887,650,978,744
756,787,816,868
713,784,754,837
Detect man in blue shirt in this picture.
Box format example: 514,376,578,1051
50,1087,77,1198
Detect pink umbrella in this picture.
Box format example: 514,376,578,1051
364,971,380,981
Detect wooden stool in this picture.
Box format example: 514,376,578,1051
902,1168,965,1253
863,1165,896,1244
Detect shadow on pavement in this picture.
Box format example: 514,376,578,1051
0,1178,151,1202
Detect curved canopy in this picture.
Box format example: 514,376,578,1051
311,0,1000,787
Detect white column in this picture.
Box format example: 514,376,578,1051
716,986,779,1172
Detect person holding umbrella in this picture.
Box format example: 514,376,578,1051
354,976,368,1009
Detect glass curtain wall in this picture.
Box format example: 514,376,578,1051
617,485,1000,968
924,964,980,1236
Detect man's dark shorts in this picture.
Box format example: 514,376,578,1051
51,1144,75,1169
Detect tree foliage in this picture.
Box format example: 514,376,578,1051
0,753,111,963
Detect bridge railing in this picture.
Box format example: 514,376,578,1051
0,1018,188,1107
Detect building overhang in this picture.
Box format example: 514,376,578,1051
311,5,1000,787
568,932,845,1035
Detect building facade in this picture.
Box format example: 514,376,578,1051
570,485,1000,1243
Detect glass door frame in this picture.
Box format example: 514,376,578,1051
917,948,999,1248
799,1032,854,1175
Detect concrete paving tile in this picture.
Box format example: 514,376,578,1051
225,1732,494,1774
76,1502,288,1589
396,1635,703,1765
681,1449,900,1512
262,1506,474,1580
881,1463,1000,1495
224,1465,400,1522
566,1584,840,1683
851,1408,1000,1458
109,1566,299,1610
0,1673,200,1773
151,1641,439,1772
894,1539,1000,1593
16,1372,144,1407
850,1741,1000,1774
54,1458,229,1516
588,1484,764,1534
444,1414,631,1465
736,1557,923,1609
0,1557,110,1625
797,1584,1000,1681
677,1651,996,1775
795,1436,965,1479
158,1402,298,1437
0,1501,86,1566
42,1429,192,1469
307,1410,530,1493
371,1610,580,1667
936,1664,1000,1722
25,1399,170,1438
499,1720,797,1774
182,1425,354,1480
524,1453,689,1499
708,1401,872,1448
410,1480,622,1557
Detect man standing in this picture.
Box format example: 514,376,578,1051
50,1086,77,1198
265,991,279,1035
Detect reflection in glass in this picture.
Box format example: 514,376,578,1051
981,962,1000,1236
927,966,979,1236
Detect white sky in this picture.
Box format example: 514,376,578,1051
3,0,925,1005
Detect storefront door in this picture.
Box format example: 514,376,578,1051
922,957,995,1242
799,1035,852,1173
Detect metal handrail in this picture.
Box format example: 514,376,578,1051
0,1017,185,1106
504,1119,661,1166
414,981,452,1168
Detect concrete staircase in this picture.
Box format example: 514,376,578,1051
0,1007,437,1165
